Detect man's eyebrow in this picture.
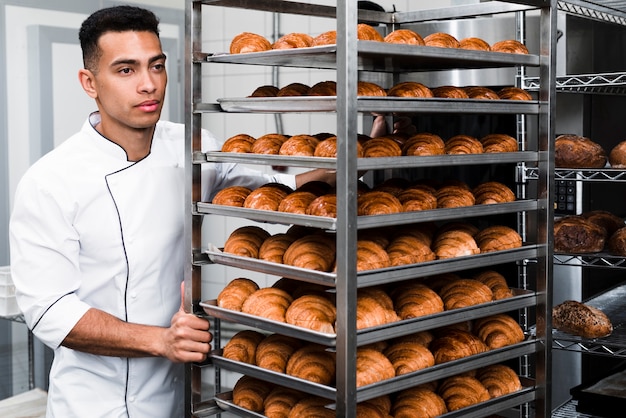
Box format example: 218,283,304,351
110,54,166,67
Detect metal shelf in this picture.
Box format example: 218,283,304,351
525,167,626,182
558,0,626,26
524,72,626,95
554,253,626,269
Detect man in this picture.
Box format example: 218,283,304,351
9,5,333,417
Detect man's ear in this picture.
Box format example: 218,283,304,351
78,68,98,99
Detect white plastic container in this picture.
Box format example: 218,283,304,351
0,266,20,317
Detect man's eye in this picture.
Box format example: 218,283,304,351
153,63,165,71
120,68,132,74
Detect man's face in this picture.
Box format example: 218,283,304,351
90,30,167,133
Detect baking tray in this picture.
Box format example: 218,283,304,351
570,365,626,417
201,288,536,347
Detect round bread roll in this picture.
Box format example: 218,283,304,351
311,30,336,46
384,29,425,45
243,183,293,211
555,134,607,168
423,32,460,48
217,277,259,311
279,134,320,156
222,133,256,153
491,39,529,54
388,81,434,98
272,32,313,49
402,132,445,156
308,80,337,96
608,226,626,256
480,133,518,153
497,87,532,101
444,134,483,154
474,225,523,253
432,86,469,99
554,215,607,253
251,133,288,155
357,23,384,42
212,186,252,207
223,225,271,258
459,37,491,51
464,86,499,100
472,181,516,205
230,32,272,54
357,81,387,97
305,194,337,218
357,191,404,215
609,140,626,168
249,85,279,97
276,82,310,97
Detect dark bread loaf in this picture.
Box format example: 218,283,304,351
555,134,607,168
553,216,606,253
552,300,613,338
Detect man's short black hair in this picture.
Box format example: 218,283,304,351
79,5,160,72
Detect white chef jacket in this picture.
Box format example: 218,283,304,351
9,112,295,418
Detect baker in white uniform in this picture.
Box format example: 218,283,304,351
9,6,334,418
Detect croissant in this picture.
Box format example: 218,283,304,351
356,291,399,329
474,225,522,253
463,86,500,100
258,233,297,264
435,185,475,208
430,329,489,364
473,314,525,349
356,240,392,271
384,29,425,45
288,398,335,418
232,375,273,413
357,81,388,97
438,278,494,310
383,341,435,375
357,191,404,215
285,294,336,334
362,136,403,157
311,30,336,46
222,133,256,153
217,277,259,311
473,181,516,205
388,81,434,98
275,191,316,215
356,348,396,387
278,134,320,156
222,329,266,364
444,134,483,154
276,82,311,97
432,86,469,99
424,32,460,48
241,287,294,322
498,86,533,101
212,186,252,207
305,194,337,218
491,39,529,54
244,183,293,211
392,282,444,319
308,80,337,96
283,233,337,271
357,23,384,42
264,387,303,418
438,375,490,411
314,136,365,158
386,234,436,266
476,364,522,398
272,32,314,49
249,85,279,97
402,133,445,156
393,387,448,418
472,270,513,300
223,225,271,258
459,37,491,51
396,188,438,212
251,133,289,155
433,230,480,259
286,344,336,385
357,400,394,418
256,333,303,373
480,133,518,153
230,32,272,54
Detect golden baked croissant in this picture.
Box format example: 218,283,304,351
459,37,491,51
356,348,396,387
429,329,489,364
217,277,259,311
223,225,271,258
472,270,513,300
288,397,335,418
463,86,500,100
357,400,393,418
424,32,460,48
285,294,337,334
276,82,311,97
222,133,256,153
314,135,365,158
476,364,522,398
311,30,336,46
256,333,303,373
401,134,443,157
286,344,336,385
362,136,403,157
472,181,516,205
397,187,438,212
437,375,490,411
232,375,273,413
308,80,337,96
386,234,436,266
383,341,435,375
392,282,444,319
230,32,272,54
272,32,314,49
473,314,525,349
393,386,448,418
474,225,522,253
258,233,297,264
480,133,518,153
438,278,493,310
364,395,393,417
305,194,337,218
243,183,293,211
241,287,294,322
357,81,388,97
497,86,532,101
491,39,529,54
249,85,279,97
263,387,303,418
278,134,320,156
432,86,469,99
384,28,425,45
251,133,289,155
356,290,399,329
212,186,252,207
222,329,266,364
283,233,337,272
357,191,404,215
388,81,434,98
435,185,476,208
277,191,318,215
357,23,384,42
444,134,484,154
356,240,392,271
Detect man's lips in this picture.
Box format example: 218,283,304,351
137,100,160,112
